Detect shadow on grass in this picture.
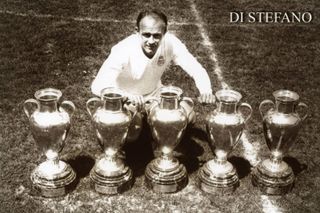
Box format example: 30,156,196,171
284,156,308,176
229,156,252,179
67,155,95,189
177,127,206,174
124,123,206,177
123,121,155,178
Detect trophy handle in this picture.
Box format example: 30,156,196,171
180,97,195,121
237,102,252,123
297,102,308,121
144,96,160,115
23,98,39,118
59,100,76,117
259,99,275,119
180,97,194,110
86,97,101,117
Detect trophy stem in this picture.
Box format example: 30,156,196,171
45,150,60,168
270,153,282,164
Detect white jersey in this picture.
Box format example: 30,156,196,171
91,32,212,96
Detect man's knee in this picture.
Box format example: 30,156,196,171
126,111,144,143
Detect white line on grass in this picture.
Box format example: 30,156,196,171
0,9,133,23
0,9,193,26
187,0,261,167
187,0,228,89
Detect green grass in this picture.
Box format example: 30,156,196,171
1,0,319,212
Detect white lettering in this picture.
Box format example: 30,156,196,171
257,12,264,23
229,11,312,24
301,12,312,23
265,12,273,23
281,13,290,23
274,12,281,23
248,12,256,23
291,12,301,23
230,12,240,23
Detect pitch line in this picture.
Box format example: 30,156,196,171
187,0,228,89
0,9,193,26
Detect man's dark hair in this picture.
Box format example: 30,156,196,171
136,10,168,32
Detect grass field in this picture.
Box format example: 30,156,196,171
1,0,319,212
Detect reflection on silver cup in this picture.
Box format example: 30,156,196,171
199,89,252,194
24,88,76,197
87,87,133,195
145,86,193,193
252,90,308,195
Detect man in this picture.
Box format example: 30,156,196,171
91,10,215,140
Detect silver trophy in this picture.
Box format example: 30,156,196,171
86,87,134,195
145,86,194,193
252,90,308,195
199,89,252,194
24,88,76,197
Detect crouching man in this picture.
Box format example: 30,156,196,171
91,10,215,141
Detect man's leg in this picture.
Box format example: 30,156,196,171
126,105,144,143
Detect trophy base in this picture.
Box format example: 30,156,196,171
198,160,239,194
31,161,76,198
145,158,188,193
90,163,133,195
252,159,295,195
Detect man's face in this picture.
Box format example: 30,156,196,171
138,16,166,58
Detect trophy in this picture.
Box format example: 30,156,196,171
198,89,252,194
86,87,134,195
145,86,194,193
252,90,308,195
23,88,76,197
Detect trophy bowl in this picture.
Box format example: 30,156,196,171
24,88,76,197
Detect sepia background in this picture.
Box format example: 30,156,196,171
0,0,319,212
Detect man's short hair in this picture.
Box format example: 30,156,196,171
136,10,168,33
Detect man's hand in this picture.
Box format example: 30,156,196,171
127,94,144,111
198,93,216,104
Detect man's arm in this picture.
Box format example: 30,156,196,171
91,45,145,109
170,34,213,95
91,46,124,96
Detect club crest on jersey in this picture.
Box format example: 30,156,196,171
157,56,165,66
